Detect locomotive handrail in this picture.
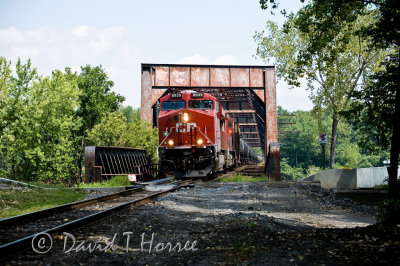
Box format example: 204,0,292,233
194,126,215,146
157,127,176,149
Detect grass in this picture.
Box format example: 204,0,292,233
220,174,270,182
26,181,69,188
229,238,256,261
233,238,255,253
0,186,86,219
373,177,399,189
76,175,131,188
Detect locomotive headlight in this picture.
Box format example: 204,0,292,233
183,112,189,122
167,139,174,146
196,139,204,145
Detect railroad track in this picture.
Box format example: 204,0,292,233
0,179,193,258
232,165,265,176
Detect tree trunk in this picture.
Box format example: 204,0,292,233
329,113,339,169
388,59,400,201
380,56,400,226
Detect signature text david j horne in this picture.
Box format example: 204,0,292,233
31,232,199,254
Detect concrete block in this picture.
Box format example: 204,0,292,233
356,167,388,188
303,166,399,189
304,169,357,189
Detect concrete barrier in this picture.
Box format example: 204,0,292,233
304,167,399,189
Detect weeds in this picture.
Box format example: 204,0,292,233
220,174,269,182
77,175,131,188
231,238,256,258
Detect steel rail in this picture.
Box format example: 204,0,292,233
0,177,174,229
0,183,187,258
0,187,142,228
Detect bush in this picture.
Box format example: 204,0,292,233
280,158,305,180
306,165,321,176
86,112,158,162
377,199,400,227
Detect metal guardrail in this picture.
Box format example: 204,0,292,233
84,146,158,183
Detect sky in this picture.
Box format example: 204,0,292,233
0,0,312,112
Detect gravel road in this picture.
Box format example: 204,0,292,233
158,182,376,229
3,181,399,265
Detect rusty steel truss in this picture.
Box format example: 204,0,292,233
140,63,280,180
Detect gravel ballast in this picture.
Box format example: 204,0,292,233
3,181,399,265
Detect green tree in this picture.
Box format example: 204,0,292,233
86,112,129,147
0,58,38,179
278,106,388,174
20,71,81,182
254,10,388,169
71,65,125,134
126,117,158,162
305,0,400,224
280,158,305,180
278,107,321,169
65,65,125,181
0,58,13,145
118,105,141,123
86,112,158,162
351,53,399,203
0,57,14,172
0,58,81,182
259,0,399,224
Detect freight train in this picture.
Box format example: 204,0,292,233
158,91,258,178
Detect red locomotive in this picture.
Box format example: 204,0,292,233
158,91,258,178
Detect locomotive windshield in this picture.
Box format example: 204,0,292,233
162,101,186,110
188,100,213,109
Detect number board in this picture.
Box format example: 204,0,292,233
171,93,182,98
191,92,203,98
